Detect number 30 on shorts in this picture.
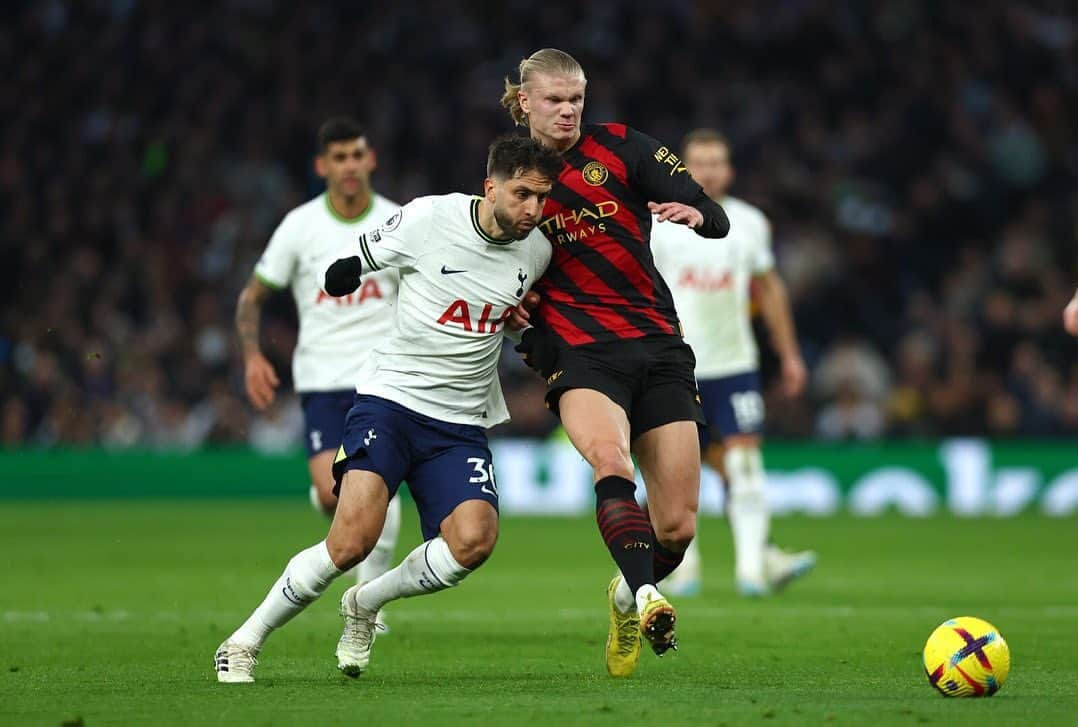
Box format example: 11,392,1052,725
467,457,498,498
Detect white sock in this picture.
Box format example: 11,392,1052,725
355,536,470,614
634,584,662,614
230,540,342,650
357,495,401,585
725,447,769,584
613,575,634,613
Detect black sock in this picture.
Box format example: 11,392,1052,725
595,475,654,594
652,535,685,583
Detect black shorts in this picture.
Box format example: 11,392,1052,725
544,335,705,439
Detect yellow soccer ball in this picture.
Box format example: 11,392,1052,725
923,616,1010,697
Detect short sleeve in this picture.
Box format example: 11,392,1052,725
355,197,435,273
625,127,707,206
749,213,774,274
254,212,300,289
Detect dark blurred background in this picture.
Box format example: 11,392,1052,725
2,0,1076,450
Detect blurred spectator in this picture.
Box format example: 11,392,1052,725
1,1,1076,448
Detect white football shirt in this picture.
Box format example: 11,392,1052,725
651,195,773,379
254,192,399,392
326,193,552,428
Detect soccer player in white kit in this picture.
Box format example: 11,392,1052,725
234,118,403,614
214,135,561,683
651,129,816,596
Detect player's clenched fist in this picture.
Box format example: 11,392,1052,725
244,352,280,410
506,290,540,331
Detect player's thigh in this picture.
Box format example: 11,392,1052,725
632,420,701,544
326,469,390,568
407,441,500,567
327,395,412,559
558,388,634,478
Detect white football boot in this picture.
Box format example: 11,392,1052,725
214,640,259,683
337,584,378,677
764,545,817,592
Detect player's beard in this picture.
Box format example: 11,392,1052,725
494,206,532,240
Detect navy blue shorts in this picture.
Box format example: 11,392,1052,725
698,371,765,447
331,395,498,540
299,390,356,457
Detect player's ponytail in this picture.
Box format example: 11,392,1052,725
500,48,586,128
500,76,527,127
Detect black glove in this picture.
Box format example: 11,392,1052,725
324,255,363,296
514,327,560,379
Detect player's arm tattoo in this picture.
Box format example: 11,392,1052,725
235,276,272,358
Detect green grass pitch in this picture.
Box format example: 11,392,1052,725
2,500,1077,726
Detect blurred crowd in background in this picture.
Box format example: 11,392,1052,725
2,0,1076,450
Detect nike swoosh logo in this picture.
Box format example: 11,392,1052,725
481,485,497,498
441,265,467,275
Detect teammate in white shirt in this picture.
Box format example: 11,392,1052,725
235,118,403,618
215,135,561,683
651,129,815,596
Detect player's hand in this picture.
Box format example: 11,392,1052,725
1064,293,1078,336
781,355,807,398
514,327,559,379
648,201,704,228
506,291,540,331
244,352,280,410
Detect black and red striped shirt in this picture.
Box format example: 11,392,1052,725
534,123,728,346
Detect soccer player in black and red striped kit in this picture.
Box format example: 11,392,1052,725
501,48,730,677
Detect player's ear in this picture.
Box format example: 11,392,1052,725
314,154,328,180
518,88,530,115
483,177,496,202
366,148,378,173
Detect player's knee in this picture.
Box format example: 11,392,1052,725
445,523,498,569
325,532,377,571
586,440,634,480
654,517,696,552
723,446,765,497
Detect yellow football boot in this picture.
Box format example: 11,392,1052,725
605,576,641,677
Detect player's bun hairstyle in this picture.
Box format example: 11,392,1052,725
501,48,586,127
317,117,366,152
486,134,563,183
680,128,730,156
